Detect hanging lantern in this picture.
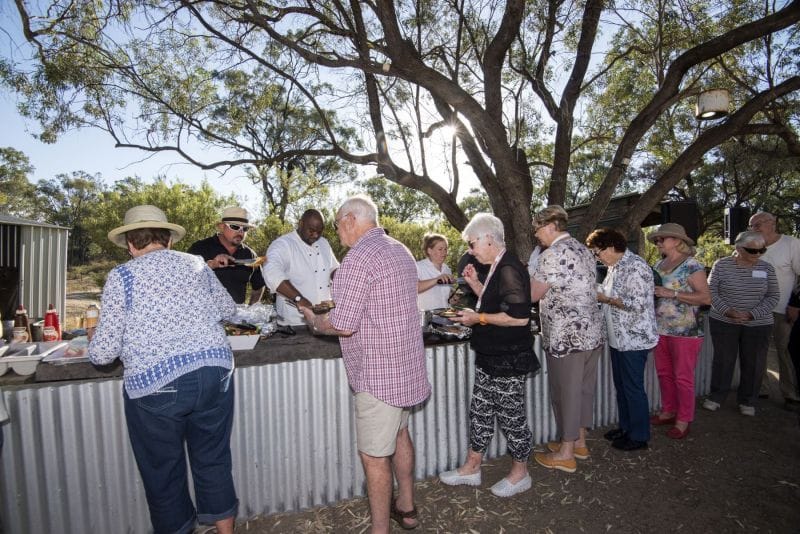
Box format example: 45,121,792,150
695,89,730,120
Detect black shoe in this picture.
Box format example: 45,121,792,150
783,399,800,413
611,437,648,451
758,392,770,399
603,428,626,441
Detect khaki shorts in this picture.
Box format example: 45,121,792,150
354,392,410,457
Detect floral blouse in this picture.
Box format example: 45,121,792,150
533,235,603,357
600,250,659,351
654,256,706,337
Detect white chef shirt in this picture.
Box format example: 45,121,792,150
262,231,339,325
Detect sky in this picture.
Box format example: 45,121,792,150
0,92,267,216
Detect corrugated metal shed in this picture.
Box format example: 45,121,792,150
0,214,69,322
0,337,714,534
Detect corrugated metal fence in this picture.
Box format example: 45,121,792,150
0,337,713,533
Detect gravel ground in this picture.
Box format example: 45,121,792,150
235,372,800,533
67,284,800,533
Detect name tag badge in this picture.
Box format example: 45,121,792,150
752,270,767,279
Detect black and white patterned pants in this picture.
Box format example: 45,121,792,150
469,366,532,462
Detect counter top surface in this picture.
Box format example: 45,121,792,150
0,329,467,387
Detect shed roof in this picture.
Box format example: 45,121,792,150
0,214,70,230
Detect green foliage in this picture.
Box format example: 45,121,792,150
0,147,38,217
355,177,440,222
89,177,239,260
380,218,464,272
36,171,105,264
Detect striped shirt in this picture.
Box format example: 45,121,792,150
330,228,431,407
708,256,779,326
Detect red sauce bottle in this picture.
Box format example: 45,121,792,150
43,304,61,341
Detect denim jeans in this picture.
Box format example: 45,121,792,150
610,348,651,442
124,366,238,534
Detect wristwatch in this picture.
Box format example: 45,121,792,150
294,295,303,304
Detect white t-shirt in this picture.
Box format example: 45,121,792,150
262,231,340,325
416,258,452,311
761,234,800,313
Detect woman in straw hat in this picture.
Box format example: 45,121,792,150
648,223,711,439
88,205,239,534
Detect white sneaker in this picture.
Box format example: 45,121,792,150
439,468,481,486
739,404,755,416
490,474,532,497
702,399,720,411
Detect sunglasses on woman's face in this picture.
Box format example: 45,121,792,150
742,246,767,255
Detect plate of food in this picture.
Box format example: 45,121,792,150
429,324,472,340
232,256,266,268
432,307,462,318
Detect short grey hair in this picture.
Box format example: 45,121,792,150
462,213,505,245
533,205,569,231
735,231,765,248
339,195,378,224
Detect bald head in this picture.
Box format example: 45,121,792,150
297,209,325,245
749,211,778,242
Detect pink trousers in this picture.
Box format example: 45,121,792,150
654,335,704,423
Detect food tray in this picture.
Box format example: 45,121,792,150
227,334,259,351
429,324,472,340
1,341,68,375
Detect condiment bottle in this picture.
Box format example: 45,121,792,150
43,304,61,341
85,304,100,329
13,304,31,343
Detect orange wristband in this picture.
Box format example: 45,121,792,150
479,313,488,326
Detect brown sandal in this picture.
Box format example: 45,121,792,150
390,499,419,530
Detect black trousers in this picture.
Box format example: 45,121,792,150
709,318,771,407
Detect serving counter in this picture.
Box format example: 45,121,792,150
0,330,714,534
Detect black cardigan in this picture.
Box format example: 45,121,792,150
470,251,538,376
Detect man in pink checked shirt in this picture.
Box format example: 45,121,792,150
302,195,431,533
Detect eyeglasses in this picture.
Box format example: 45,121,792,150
333,213,351,230
225,223,248,233
468,236,484,249
592,248,603,257
742,246,767,255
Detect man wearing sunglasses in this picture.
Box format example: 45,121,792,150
188,206,266,304
749,211,800,412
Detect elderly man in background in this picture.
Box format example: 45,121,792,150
187,206,265,304
262,209,339,326
749,211,800,411
301,195,431,533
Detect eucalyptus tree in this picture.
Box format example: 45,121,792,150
0,147,38,218
3,0,799,258
36,171,105,264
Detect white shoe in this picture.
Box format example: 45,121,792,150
739,404,755,416
490,474,532,497
702,399,720,411
439,468,481,486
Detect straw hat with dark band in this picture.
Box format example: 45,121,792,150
219,206,253,228
647,222,695,246
108,205,186,248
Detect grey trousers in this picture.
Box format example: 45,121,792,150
546,347,601,441
709,318,771,407
771,313,800,401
